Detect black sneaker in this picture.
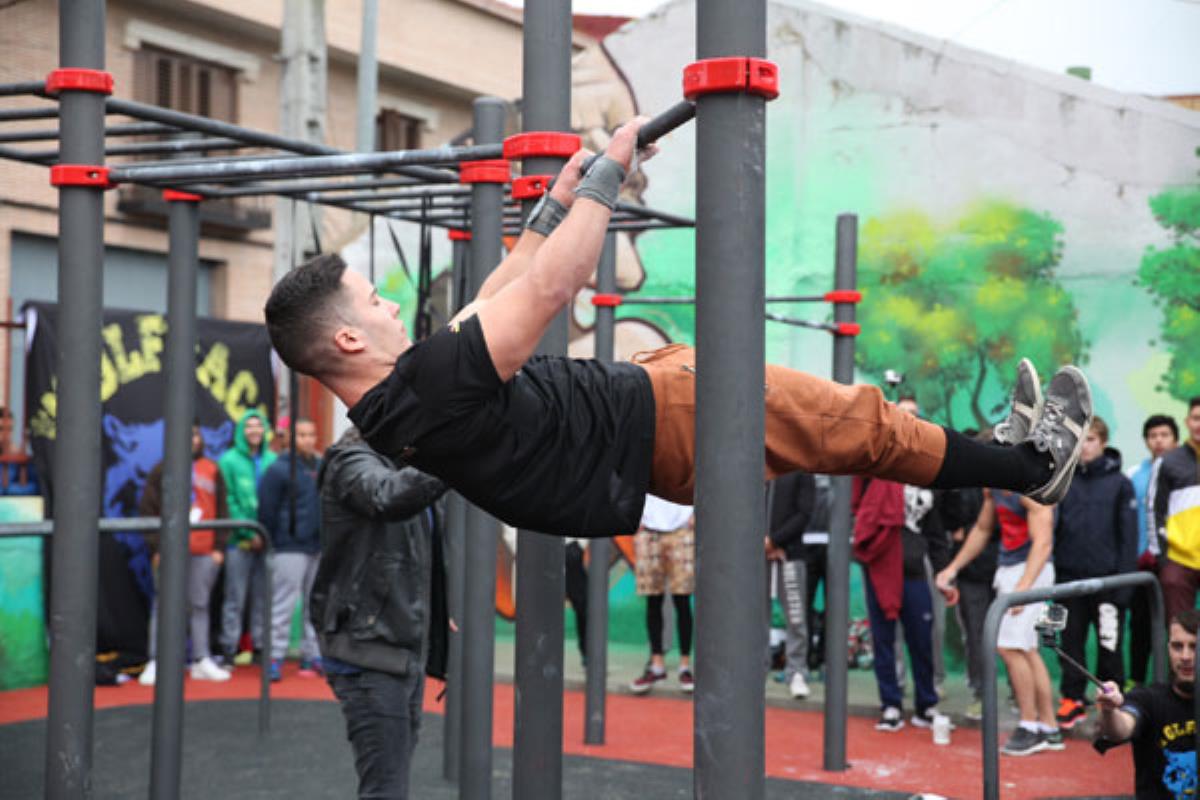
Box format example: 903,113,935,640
993,358,1043,446
1025,366,1093,505
1041,728,1066,751
911,707,952,729
1056,697,1087,730
875,706,904,732
1002,727,1048,756
629,665,667,695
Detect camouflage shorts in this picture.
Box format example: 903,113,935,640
634,526,695,596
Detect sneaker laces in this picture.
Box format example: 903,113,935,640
1029,396,1067,453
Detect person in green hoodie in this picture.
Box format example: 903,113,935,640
217,409,277,665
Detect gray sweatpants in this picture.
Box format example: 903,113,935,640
776,560,809,681
148,554,222,661
219,546,264,656
269,551,321,661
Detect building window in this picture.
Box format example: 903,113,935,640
133,45,237,121
376,109,422,151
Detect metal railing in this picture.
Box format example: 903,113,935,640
981,572,1166,800
0,517,274,734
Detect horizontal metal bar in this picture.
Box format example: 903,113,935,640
22,136,249,161
0,516,267,537
0,107,59,122
0,122,180,143
0,142,49,165
205,176,426,199
304,185,471,204
105,98,458,184
110,142,503,185
614,200,694,227
0,81,48,97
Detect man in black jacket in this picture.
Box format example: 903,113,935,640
313,427,448,800
1052,416,1138,730
765,471,817,698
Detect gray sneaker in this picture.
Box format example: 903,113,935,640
1002,726,1048,756
1041,728,1066,751
1025,366,1093,506
993,358,1043,445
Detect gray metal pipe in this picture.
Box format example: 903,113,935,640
148,197,201,800
584,232,617,746
823,213,857,772
207,176,424,198
109,142,502,185
45,2,106,796
460,96,507,800
106,97,457,183
22,137,247,161
0,106,60,122
981,572,1166,800
512,2,571,794
0,122,176,143
355,0,379,154
0,80,48,96
694,0,769,796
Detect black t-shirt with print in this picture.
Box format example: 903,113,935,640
349,314,656,537
1125,683,1197,799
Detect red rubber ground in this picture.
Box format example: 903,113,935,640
0,664,1133,799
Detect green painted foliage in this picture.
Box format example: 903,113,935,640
858,200,1086,429
1140,184,1200,400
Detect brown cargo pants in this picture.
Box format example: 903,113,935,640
633,344,946,504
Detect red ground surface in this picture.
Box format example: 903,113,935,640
0,664,1133,799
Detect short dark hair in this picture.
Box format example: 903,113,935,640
1190,397,1200,413
1089,415,1109,443
1171,608,1200,637
1143,414,1179,441
264,254,348,378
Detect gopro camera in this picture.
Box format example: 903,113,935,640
884,369,904,387
1036,603,1069,648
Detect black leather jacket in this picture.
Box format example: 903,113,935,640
312,436,448,677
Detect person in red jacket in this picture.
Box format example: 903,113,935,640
138,423,230,685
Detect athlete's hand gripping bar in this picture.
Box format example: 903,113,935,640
580,100,696,175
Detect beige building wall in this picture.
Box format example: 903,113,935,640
0,0,529,420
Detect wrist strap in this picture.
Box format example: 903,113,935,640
525,193,567,237
574,155,625,210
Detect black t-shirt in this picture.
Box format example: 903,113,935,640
1124,683,1197,799
349,315,656,537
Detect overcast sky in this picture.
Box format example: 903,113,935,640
502,0,1200,96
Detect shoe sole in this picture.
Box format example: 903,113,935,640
1056,714,1085,730
874,722,905,732
994,359,1044,445
1030,366,1093,505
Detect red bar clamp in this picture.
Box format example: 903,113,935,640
682,57,779,100
833,322,860,336
45,68,114,95
163,189,203,202
459,159,511,184
448,229,472,242
502,132,581,161
591,293,623,308
824,290,862,304
49,164,113,189
511,174,553,200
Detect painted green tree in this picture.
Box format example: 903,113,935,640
857,200,1086,429
1138,180,1200,401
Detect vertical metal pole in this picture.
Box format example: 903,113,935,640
442,236,468,783
45,3,106,797
823,214,857,771
513,1,570,796
460,96,506,800
354,0,378,154
149,195,200,800
694,0,767,796
584,233,617,745
442,492,466,782
982,597,1004,800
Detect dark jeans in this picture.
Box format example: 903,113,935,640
864,575,938,713
328,668,426,800
955,578,995,699
1058,593,1125,702
1128,566,1156,685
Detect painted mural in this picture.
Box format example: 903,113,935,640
339,0,1200,643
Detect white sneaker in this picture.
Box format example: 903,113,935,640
190,656,232,682
138,660,156,686
789,673,810,699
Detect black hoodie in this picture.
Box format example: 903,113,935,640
1053,446,1138,589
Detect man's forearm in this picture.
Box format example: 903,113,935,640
948,523,990,574
1098,707,1137,742
1016,536,1051,592
474,230,544,302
